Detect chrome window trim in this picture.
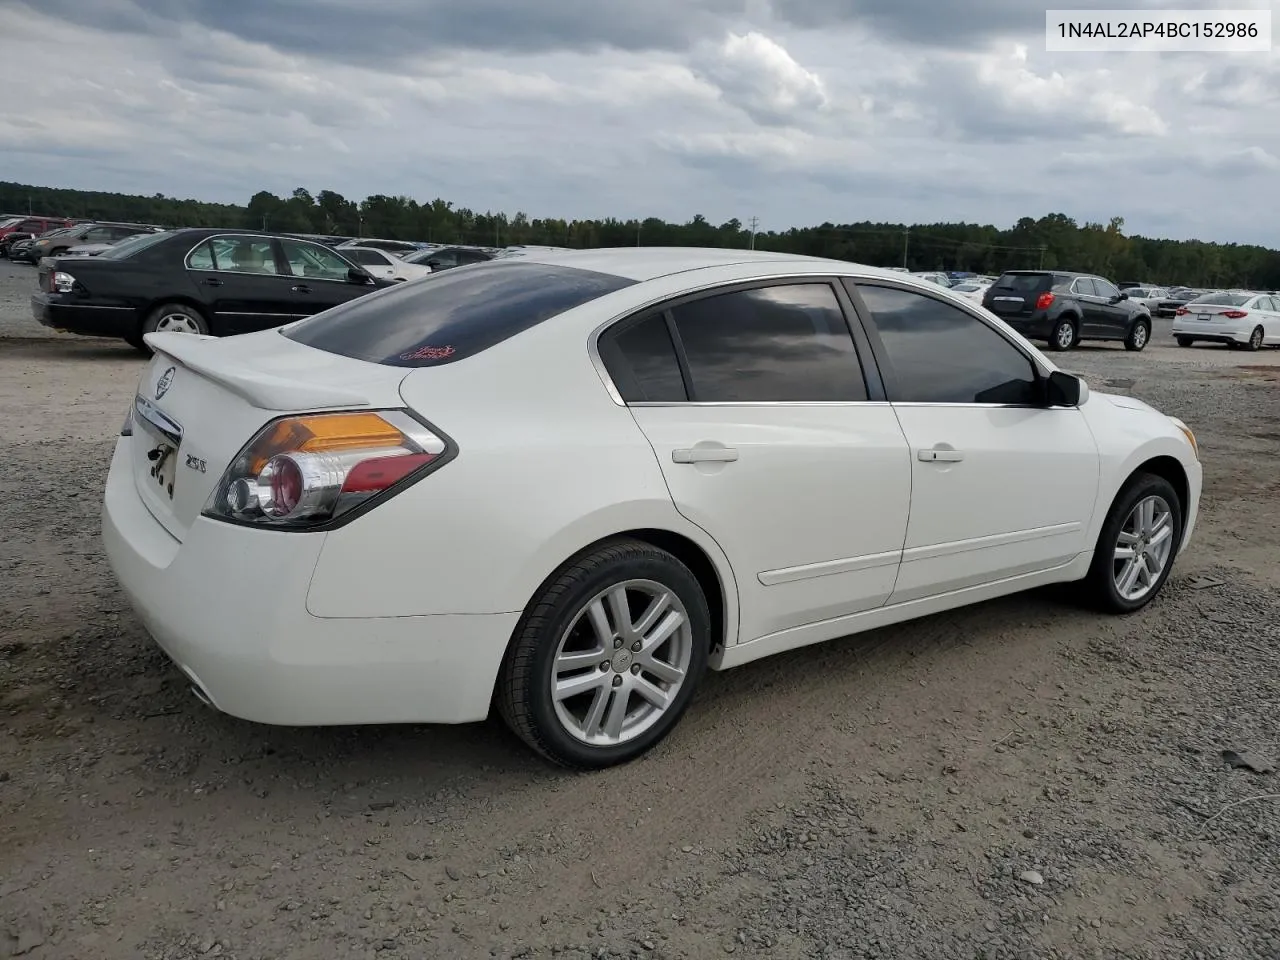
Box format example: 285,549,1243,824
629,400,891,408
586,271,887,408
183,233,286,278
182,234,360,282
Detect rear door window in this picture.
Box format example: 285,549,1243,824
667,282,867,402
284,261,637,367
206,237,281,275
1073,278,1098,297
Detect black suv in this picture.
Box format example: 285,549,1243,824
982,270,1153,352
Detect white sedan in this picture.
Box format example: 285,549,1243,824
1172,291,1279,351
948,281,989,304
340,245,434,282
102,249,1202,768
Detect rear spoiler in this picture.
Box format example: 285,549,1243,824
144,332,371,411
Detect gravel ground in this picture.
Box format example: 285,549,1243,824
2,260,1279,959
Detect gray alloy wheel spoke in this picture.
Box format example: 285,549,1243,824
157,313,199,334
1112,495,1174,602
551,579,694,747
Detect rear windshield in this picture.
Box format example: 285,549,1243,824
992,272,1051,293
1189,292,1250,306
283,260,636,367
99,231,169,260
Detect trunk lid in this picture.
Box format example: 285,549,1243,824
128,329,410,542
1179,299,1250,322
985,271,1053,317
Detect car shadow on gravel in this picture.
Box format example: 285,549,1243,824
0,338,143,361
61,581,1101,794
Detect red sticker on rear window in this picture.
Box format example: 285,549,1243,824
399,345,456,361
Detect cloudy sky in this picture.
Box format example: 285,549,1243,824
3,0,1278,244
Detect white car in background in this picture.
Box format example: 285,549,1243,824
102,248,1201,769
341,245,434,282
336,238,422,258
948,280,989,304
1124,286,1168,312
1172,291,1279,351
912,271,953,287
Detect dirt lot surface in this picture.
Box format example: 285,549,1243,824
2,260,1279,959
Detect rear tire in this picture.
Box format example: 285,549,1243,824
1246,326,1264,351
1124,318,1150,352
141,303,209,338
1082,472,1182,614
497,538,711,769
1048,317,1077,352
1176,336,1194,347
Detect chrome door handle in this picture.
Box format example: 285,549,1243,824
673,447,739,464
918,448,964,462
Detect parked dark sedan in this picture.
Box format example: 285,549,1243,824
982,270,1153,351
0,232,34,258
7,236,43,263
31,228,393,352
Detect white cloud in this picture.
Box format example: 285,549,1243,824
695,31,829,126
1,0,1278,245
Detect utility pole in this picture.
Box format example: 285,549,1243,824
636,222,641,247
749,215,759,250
1038,245,1046,269
902,227,910,269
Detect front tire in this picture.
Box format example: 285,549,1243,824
1124,318,1150,351
1082,473,1182,614
1048,317,1077,352
497,539,711,769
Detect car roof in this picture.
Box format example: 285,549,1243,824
501,246,905,283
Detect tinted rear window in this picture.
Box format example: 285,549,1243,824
993,272,1051,293
1189,293,1250,306
283,261,636,367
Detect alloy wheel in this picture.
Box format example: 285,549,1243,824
155,313,202,334
1132,324,1148,348
550,579,693,746
1112,495,1175,602
1055,323,1075,350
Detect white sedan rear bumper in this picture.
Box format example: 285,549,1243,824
101,440,517,726
1171,318,1252,343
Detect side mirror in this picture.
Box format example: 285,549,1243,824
1045,370,1086,407
347,266,373,283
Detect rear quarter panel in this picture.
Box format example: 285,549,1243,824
303,321,740,629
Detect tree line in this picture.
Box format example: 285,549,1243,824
4,180,1278,289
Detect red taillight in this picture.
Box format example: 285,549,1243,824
1175,307,1189,316
262,455,304,518
1222,310,1249,319
205,410,450,528
1035,292,1054,310
342,453,434,494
